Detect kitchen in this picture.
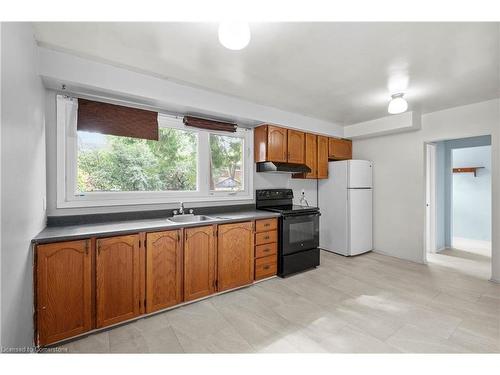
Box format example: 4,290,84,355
1,5,500,373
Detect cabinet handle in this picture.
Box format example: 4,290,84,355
85,240,89,255
264,223,270,227
263,265,270,270
264,248,270,252
264,236,270,240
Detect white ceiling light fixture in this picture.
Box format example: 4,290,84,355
388,93,408,114
218,22,251,50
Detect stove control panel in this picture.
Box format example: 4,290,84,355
256,189,293,201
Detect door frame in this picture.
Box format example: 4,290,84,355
424,142,437,262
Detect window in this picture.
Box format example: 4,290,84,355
209,134,244,192
77,127,198,193
56,95,253,208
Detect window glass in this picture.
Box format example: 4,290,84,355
209,134,244,191
77,127,197,192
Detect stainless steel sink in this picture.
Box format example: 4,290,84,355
167,214,215,223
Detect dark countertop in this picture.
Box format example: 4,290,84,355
33,210,280,244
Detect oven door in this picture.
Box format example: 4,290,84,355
281,212,320,255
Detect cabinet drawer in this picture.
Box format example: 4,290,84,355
255,255,277,280
255,242,277,258
255,230,277,245
255,218,277,232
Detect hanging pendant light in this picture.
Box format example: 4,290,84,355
388,93,408,114
218,22,251,50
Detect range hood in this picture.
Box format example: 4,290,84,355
256,162,311,174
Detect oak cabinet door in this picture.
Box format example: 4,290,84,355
184,226,216,301
96,234,141,328
304,133,318,178
267,125,288,162
287,129,306,164
317,135,329,179
36,240,92,346
329,138,352,160
146,230,183,313
217,222,254,292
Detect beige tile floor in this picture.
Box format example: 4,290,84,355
57,250,500,353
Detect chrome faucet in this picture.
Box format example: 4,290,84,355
178,202,185,215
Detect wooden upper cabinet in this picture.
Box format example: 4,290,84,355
96,234,141,328
267,125,288,162
287,129,305,164
184,226,216,302
254,124,308,164
217,222,254,292
146,230,183,313
329,138,352,160
36,240,92,346
293,133,317,179
254,125,288,162
317,135,329,179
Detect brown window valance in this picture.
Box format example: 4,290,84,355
77,98,159,141
183,116,237,133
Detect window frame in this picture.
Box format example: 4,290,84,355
56,95,253,208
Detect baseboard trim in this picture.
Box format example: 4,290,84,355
372,249,425,265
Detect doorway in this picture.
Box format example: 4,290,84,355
424,135,492,279
425,143,437,254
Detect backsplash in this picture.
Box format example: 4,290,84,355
253,170,318,207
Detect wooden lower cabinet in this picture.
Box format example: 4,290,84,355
255,255,278,280
96,234,141,328
146,230,183,313
36,240,92,346
253,218,278,280
217,222,254,292
255,230,278,245
35,219,282,346
183,226,216,301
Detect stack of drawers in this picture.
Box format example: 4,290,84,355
254,218,278,280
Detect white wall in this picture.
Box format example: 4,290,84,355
39,47,344,136
353,99,500,281
254,172,318,207
0,21,3,349
1,23,46,349
344,111,421,139
452,146,491,242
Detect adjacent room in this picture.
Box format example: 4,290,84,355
1,14,499,364
426,136,492,280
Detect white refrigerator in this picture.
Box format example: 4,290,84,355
319,160,373,256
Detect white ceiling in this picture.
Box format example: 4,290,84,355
32,22,499,125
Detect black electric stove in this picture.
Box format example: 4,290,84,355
256,189,320,277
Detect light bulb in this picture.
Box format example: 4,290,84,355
388,93,408,114
218,22,251,50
